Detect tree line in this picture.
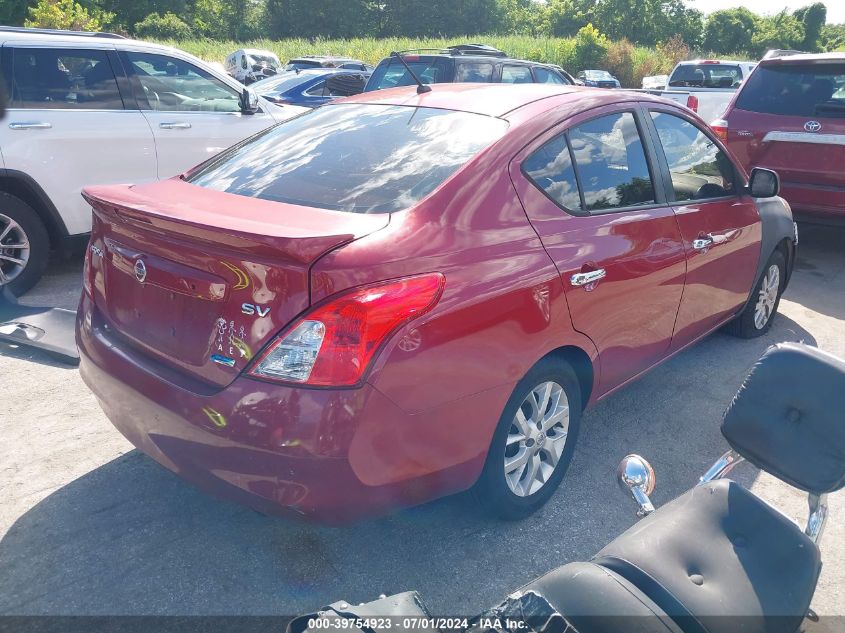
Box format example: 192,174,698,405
4,0,845,56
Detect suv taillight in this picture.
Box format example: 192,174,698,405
711,119,729,143
248,273,445,387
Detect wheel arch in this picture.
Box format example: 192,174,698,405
538,345,595,411
0,169,69,248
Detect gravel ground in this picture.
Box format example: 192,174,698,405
0,223,843,618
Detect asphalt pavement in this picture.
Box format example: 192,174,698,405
1,223,843,617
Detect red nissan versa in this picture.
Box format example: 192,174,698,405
77,84,797,524
715,53,845,223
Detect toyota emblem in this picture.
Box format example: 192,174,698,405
804,120,822,133
134,259,147,283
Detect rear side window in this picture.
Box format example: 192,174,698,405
455,62,494,83
735,63,845,117
650,112,736,201
501,65,533,84
366,58,448,91
569,112,656,211
523,135,582,213
189,104,509,214
669,64,742,89
9,48,122,110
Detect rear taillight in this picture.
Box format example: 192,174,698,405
248,273,445,387
711,119,729,143
83,242,97,296
686,95,699,112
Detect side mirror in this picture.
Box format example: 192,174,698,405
748,167,780,198
617,454,656,516
240,87,259,115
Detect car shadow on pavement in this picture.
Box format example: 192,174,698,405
785,223,845,322
0,314,818,617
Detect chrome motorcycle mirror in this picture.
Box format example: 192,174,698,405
617,454,656,516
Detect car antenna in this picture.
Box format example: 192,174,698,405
390,51,431,94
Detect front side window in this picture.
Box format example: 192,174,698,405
455,62,494,83
534,67,567,84
650,112,737,201
501,65,533,84
189,104,509,214
10,48,122,110
366,59,446,91
569,112,656,211
124,52,239,113
523,134,582,213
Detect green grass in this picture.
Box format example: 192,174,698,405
154,35,683,86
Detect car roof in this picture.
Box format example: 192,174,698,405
675,59,753,65
760,52,845,64
337,83,663,118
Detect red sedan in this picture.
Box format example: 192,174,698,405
76,84,797,523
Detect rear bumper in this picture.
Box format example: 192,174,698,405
781,181,845,220
76,294,482,523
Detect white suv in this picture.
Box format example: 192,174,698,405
0,27,306,294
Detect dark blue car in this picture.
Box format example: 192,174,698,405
251,68,371,108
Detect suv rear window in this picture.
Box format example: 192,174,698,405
189,104,508,213
735,63,845,117
669,64,743,88
366,58,449,91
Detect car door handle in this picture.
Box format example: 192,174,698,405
692,237,714,250
571,269,607,287
159,122,192,129
8,121,52,130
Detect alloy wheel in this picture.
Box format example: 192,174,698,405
0,213,31,285
754,263,780,330
504,380,570,497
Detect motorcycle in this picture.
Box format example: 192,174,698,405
290,342,845,633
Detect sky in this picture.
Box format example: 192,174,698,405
687,0,845,23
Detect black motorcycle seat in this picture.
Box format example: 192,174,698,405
594,480,820,633
518,561,682,632
722,342,845,495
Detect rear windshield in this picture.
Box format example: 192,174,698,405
365,58,449,91
669,64,743,88
188,104,508,213
735,63,845,117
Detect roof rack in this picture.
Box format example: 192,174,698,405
447,43,507,58
0,26,126,39
393,44,508,58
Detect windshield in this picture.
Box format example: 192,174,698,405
585,70,613,80
248,54,279,67
669,64,744,88
735,63,845,117
366,58,449,91
188,104,509,213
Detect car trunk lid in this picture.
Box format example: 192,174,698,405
83,178,389,388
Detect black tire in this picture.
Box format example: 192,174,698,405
474,357,582,520
725,248,786,339
0,193,50,296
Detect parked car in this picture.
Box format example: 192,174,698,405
252,68,370,107
285,56,372,72
575,70,620,88
224,48,281,84
364,44,573,92
715,52,845,223
77,84,796,524
0,26,307,294
641,74,669,90
651,59,757,125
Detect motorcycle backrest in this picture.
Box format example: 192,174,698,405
722,342,845,495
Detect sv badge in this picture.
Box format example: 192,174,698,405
242,303,270,317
